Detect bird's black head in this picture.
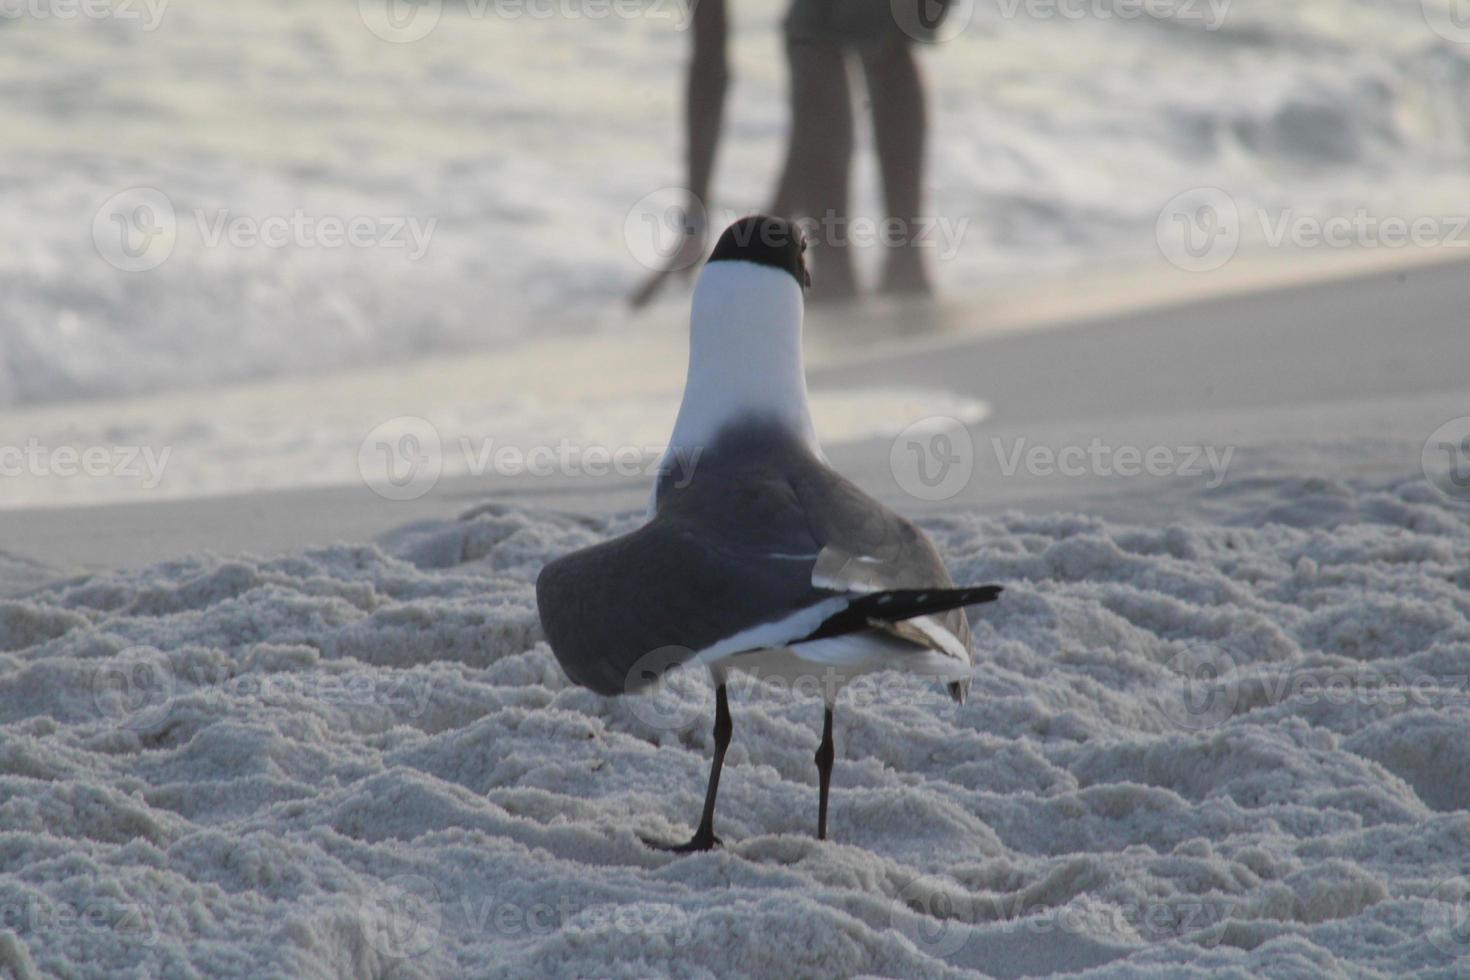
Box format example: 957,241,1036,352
707,214,811,289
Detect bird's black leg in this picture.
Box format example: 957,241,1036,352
646,683,732,852
815,705,835,841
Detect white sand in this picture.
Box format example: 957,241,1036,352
2,478,1469,977
3,255,1470,977
7,0,1470,971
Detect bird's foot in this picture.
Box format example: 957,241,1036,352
641,827,722,853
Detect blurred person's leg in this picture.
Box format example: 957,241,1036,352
775,0,858,302
862,33,933,296
628,0,729,309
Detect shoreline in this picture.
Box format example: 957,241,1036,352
3,245,1468,589
10,241,1460,430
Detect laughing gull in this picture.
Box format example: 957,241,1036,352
537,214,1001,851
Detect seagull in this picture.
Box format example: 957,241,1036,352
536,214,1001,851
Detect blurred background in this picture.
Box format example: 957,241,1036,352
3,0,1470,513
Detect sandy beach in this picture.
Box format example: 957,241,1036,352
4,250,1470,977
7,0,1470,974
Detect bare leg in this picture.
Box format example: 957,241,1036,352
861,40,933,296
628,0,729,309
773,29,858,302
815,705,835,840
646,683,732,852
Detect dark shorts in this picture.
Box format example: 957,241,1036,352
784,0,955,49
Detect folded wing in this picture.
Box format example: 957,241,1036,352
536,423,999,699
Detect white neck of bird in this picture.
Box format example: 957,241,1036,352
667,261,819,456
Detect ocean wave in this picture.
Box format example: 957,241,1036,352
3,0,1466,406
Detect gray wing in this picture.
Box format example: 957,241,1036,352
537,421,979,697
789,459,973,661
537,465,831,696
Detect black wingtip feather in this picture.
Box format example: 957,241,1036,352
800,584,1003,643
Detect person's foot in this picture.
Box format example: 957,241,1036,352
878,251,934,297
806,248,860,304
